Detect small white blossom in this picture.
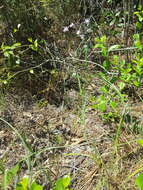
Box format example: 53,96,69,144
44,17,48,20
83,45,88,49
87,28,92,33
79,34,85,39
63,26,69,32
76,30,80,35
69,23,75,28
84,18,90,24
17,24,21,29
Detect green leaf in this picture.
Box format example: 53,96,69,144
101,35,107,43
136,22,142,30
108,45,120,52
13,42,21,48
135,173,143,190
13,28,18,33
137,139,143,146
133,80,140,87
118,82,126,90
0,160,5,173
91,104,98,110
110,101,117,109
62,175,70,188
139,15,143,22
4,51,13,57
28,38,33,43
2,80,8,84
16,177,29,190
109,18,116,26
2,45,12,51
2,164,19,189
103,60,110,69
30,181,43,190
29,69,34,74
53,175,71,190
54,178,64,190
102,47,108,57
94,43,104,49
34,39,38,49
98,102,107,112
100,86,108,93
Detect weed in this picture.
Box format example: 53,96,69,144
52,175,71,190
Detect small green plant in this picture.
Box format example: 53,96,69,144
133,33,143,52
91,89,122,122
0,163,71,190
134,6,143,33
136,173,143,190
16,177,43,190
52,175,71,190
135,139,143,190
28,38,38,52
0,163,20,190
0,118,71,190
1,42,21,68
0,42,21,84
15,175,71,190
91,70,126,122
92,32,143,122
94,35,120,70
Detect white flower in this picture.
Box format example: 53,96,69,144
83,45,88,48
63,26,69,32
69,23,75,28
87,28,92,33
17,24,21,29
84,18,90,24
76,30,80,35
79,34,84,39
44,17,48,20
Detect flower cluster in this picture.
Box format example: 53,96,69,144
63,18,92,40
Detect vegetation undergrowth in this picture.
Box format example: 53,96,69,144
1,0,143,190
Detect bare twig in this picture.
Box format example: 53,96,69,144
93,46,137,54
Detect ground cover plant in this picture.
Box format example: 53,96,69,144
1,0,143,189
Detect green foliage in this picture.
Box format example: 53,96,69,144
0,164,71,190
133,34,143,51
52,175,71,190
135,141,143,190
0,41,22,84
16,177,43,190
0,163,20,190
136,173,143,190
15,175,71,190
94,36,120,70
134,6,143,32
92,32,143,121
1,0,47,41
28,38,38,52
137,139,143,146
1,42,21,68
91,82,124,121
